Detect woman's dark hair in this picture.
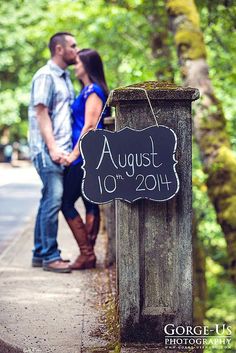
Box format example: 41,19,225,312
78,49,109,96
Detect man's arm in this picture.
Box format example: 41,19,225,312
35,104,68,164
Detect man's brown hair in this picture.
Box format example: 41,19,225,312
48,32,74,56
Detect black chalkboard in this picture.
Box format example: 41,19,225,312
80,125,179,204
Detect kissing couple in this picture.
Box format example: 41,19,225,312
28,32,110,273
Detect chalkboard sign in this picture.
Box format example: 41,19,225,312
80,125,179,204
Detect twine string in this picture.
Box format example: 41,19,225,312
96,86,160,128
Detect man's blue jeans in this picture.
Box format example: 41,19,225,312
33,151,64,264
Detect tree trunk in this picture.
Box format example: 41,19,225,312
148,12,174,82
166,0,236,283
193,214,207,353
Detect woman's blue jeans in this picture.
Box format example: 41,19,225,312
33,151,64,264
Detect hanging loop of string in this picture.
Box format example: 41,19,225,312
95,91,113,129
96,86,160,129
125,87,160,127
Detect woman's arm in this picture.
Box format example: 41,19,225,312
66,93,103,164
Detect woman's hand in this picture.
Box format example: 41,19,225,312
65,150,79,165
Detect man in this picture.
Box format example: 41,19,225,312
28,32,78,273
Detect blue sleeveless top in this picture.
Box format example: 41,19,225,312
71,83,109,165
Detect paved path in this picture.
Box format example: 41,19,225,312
0,202,114,353
0,164,180,353
0,163,40,254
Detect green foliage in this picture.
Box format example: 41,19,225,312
167,0,201,26
191,3,236,348
193,140,228,267
0,0,175,133
204,258,236,352
193,141,236,352
195,0,236,150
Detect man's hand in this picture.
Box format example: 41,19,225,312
49,146,70,165
49,146,66,163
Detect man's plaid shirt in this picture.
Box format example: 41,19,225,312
28,60,74,160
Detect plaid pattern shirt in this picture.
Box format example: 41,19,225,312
28,60,74,159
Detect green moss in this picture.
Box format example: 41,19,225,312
209,146,236,200
218,196,236,228
199,119,225,131
166,0,200,27
199,130,229,161
115,80,179,91
166,0,207,60
200,132,229,154
205,146,236,281
100,294,120,353
175,29,207,59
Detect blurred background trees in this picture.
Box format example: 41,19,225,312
0,0,235,351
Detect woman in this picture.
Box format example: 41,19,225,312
61,49,110,270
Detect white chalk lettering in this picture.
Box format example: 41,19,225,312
136,174,145,191
118,154,127,168
145,175,157,191
160,174,172,191
135,173,172,192
96,135,118,170
104,175,117,193
150,136,162,168
96,134,163,176
127,154,135,177
97,175,117,194
142,153,151,167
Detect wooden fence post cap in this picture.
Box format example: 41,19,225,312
109,81,200,106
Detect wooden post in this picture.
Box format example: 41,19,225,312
109,82,199,343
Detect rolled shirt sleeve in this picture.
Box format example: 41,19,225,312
32,74,54,108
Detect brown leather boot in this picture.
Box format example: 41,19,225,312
85,213,100,247
66,215,96,270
